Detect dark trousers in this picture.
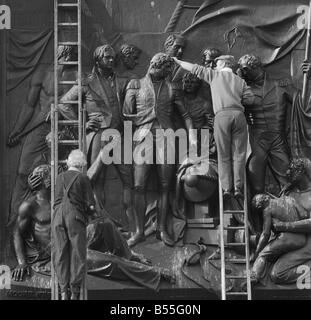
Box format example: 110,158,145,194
52,206,87,294
214,109,247,191
248,130,290,194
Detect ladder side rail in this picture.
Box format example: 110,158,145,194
218,180,227,300
244,176,252,300
52,0,59,301
77,0,87,300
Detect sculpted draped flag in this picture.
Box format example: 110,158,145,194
183,0,309,65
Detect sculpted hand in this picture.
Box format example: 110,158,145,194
86,119,101,132
302,61,311,77
12,263,31,282
272,219,285,233
7,131,21,147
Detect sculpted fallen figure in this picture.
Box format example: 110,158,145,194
12,165,174,291
251,159,311,285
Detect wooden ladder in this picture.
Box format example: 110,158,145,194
51,0,87,300
218,176,252,300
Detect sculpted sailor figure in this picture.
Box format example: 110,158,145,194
7,45,78,222
250,193,308,283
237,54,296,195
251,159,311,285
123,53,196,247
58,45,134,233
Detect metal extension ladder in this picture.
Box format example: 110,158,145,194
51,0,87,300
218,176,252,300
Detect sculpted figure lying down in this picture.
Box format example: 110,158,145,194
12,165,174,291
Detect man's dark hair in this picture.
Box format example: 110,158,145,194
164,34,186,52
238,54,262,70
202,48,222,64
119,44,142,58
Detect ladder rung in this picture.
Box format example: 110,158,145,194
226,275,247,279
226,243,246,246
59,81,77,85
58,140,79,145
226,258,247,264
58,120,79,125
226,292,248,296
60,100,79,104
58,23,78,26
58,42,79,46
58,3,78,7
224,210,245,215
224,226,245,231
58,61,79,65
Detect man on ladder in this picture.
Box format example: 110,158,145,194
174,55,254,300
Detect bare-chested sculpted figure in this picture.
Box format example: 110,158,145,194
251,159,311,285
7,46,78,222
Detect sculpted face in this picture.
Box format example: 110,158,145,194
149,61,173,80
98,49,116,70
149,54,174,80
183,75,201,94
166,41,185,59
123,52,140,70
237,55,264,85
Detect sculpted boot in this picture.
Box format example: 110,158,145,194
61,290,69,300
157,191,175,247
127,189,146,247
